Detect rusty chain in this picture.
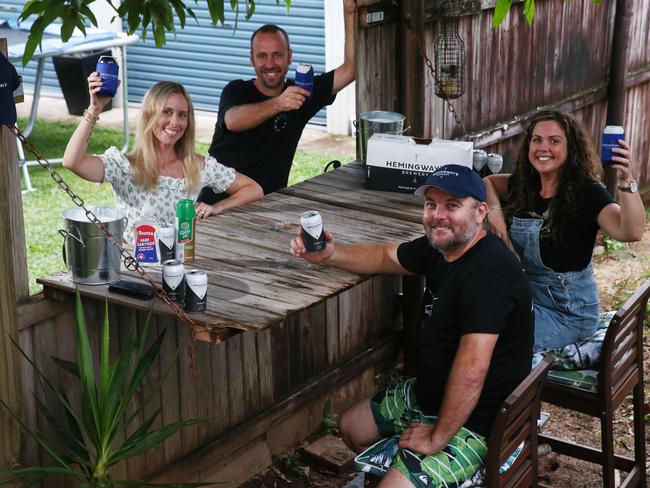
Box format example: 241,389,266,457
404,16,468,137
8,124,232,370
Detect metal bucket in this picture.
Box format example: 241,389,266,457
356,111,406,164
59,207,126,285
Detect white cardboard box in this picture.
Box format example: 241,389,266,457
366,134,474,193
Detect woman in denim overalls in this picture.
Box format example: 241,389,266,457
483,110,644,352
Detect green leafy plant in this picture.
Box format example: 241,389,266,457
492,0,602,27
280,454,310,480
321,398,338,435
0,291,215,487
602,234,627,258
17,0,292,66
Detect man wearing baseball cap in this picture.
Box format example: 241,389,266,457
290,164,533,487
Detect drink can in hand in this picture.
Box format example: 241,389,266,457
96,56,119,97
300,210,325,253
601,125,625,165
295,63,314,95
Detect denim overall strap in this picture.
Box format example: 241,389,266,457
510,216,600,351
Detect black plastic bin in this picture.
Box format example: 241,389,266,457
52,49,113,116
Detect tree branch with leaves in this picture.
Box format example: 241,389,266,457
17,0,291,66
492,0,602,27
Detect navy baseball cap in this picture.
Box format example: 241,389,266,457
414,164,487,202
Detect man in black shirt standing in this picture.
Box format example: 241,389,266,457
290,165,534,487
198,0,357,203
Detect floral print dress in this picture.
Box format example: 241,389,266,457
99,146,235,243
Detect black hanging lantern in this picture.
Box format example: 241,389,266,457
434,17,466,99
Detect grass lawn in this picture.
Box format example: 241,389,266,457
18,118,348,295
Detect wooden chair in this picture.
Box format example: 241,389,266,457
484,355,553,487
538,278,650,488
355,355,553,488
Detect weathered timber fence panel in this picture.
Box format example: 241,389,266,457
1,37,26,471
356,0,399,123
16,273,401,484
357,0,649,190
424,0,615,139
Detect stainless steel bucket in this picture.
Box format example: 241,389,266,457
356,111,406,164
59,207,126,285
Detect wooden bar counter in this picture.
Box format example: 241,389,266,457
34,162,425,485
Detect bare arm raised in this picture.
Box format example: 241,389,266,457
331,0,357,94
597,140,645,242
290,229,408,275
62,72,113,182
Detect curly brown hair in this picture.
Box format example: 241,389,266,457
504,110,602,245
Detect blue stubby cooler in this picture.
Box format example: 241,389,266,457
295,63,314,96
601,125,625,165
96,56,119,97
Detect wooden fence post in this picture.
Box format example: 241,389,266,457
0,37,26,470
399,0,425,138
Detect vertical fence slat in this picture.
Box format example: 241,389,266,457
0,37,24,470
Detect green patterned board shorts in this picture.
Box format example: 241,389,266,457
369,378,488,488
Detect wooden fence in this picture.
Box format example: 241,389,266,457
357,0,650,190
3,0,650,482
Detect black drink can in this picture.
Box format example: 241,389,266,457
162,259,185,302
158,224,176,262
300,210,326,253
184,270,208,313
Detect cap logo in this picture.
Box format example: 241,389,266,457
432,169,460,178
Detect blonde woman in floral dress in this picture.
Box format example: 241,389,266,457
63,74,262,243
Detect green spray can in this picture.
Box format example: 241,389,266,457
175,199,196,263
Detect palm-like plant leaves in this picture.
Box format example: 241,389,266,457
0,290,217,487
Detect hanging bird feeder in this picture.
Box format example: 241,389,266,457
434,16,466,99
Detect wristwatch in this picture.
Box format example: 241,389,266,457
618,180,638,193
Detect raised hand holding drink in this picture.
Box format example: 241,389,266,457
96,56,119,97
295,63,314,95
601,125,625,165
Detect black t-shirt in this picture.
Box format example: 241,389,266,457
0,54,20,125
510,182,614,272
397,233,533,437
208,71,336,194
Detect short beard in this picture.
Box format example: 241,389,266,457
427,217,480,253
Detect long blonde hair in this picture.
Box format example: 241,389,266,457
127,81,201,191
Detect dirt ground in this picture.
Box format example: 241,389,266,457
241,217,650,488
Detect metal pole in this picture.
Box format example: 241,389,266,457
604,0,632,195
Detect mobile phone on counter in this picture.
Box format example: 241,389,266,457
108,280,155,300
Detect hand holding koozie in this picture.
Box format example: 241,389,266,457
295,63,314,96
601,125,624,165
96,56,119,97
